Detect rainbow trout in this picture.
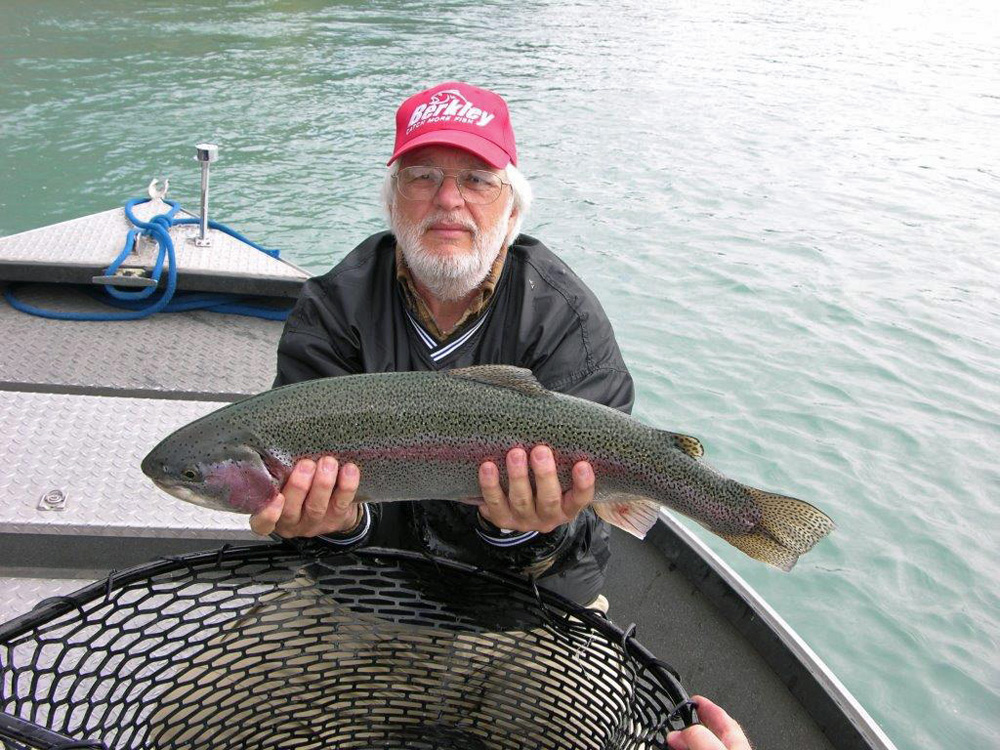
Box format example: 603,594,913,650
141,366,834,571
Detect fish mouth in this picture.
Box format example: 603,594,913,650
146,475,233,513
139,450,159,480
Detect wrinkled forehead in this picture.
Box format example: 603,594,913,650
397,145,500,173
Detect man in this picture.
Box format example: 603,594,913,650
251,81,634,608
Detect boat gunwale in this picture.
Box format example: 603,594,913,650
649,512,897,750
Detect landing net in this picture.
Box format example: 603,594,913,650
0,543,696,749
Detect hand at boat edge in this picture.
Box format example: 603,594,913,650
249,457,362,538
477,445,595,533
667,695,752,750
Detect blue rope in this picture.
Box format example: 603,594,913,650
83,287,292,320
3,198,292,321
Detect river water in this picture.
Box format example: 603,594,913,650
1,1,998,748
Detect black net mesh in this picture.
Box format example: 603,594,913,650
0,544,695,750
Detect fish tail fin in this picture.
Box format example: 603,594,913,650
718,487,835,572
593,496,660,539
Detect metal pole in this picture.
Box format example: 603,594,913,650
193,143,218,247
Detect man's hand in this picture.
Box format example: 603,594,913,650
667,696,752,750
249,457,362,538
478,446,595,533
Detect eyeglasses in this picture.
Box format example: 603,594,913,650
394,166,509,205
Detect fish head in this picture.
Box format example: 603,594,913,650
141,421,283,515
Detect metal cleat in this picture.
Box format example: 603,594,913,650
147,178,170,201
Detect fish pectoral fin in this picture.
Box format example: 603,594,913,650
447,365,549,396
660,430,705,459
593,496,660,540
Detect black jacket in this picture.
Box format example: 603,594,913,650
274,231,634,604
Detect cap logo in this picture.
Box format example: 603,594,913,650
406,89,496,134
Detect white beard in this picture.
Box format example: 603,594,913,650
392,207,511,303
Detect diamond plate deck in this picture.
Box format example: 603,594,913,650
0,576,97,625
0,284,282,396
0,198,309,296
0,390,255,540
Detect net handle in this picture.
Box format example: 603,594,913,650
0,712,107,750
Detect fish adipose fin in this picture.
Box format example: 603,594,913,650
662,431,704,459
448,365,549,396
719,488,836,572
593,496,660,539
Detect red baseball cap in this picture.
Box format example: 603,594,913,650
387,82,517,169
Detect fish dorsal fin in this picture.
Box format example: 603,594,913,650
660,430,705,459
447,365,549,397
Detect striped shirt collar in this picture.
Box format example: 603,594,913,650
395,243,507,344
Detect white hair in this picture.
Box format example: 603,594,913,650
381,161,533,248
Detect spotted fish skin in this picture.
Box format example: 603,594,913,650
141,366,834,571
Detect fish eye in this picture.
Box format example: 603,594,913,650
181,468,200,482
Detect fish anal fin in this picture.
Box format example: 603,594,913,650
593,496,660,540
448,365,549,397
661,431,705,459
